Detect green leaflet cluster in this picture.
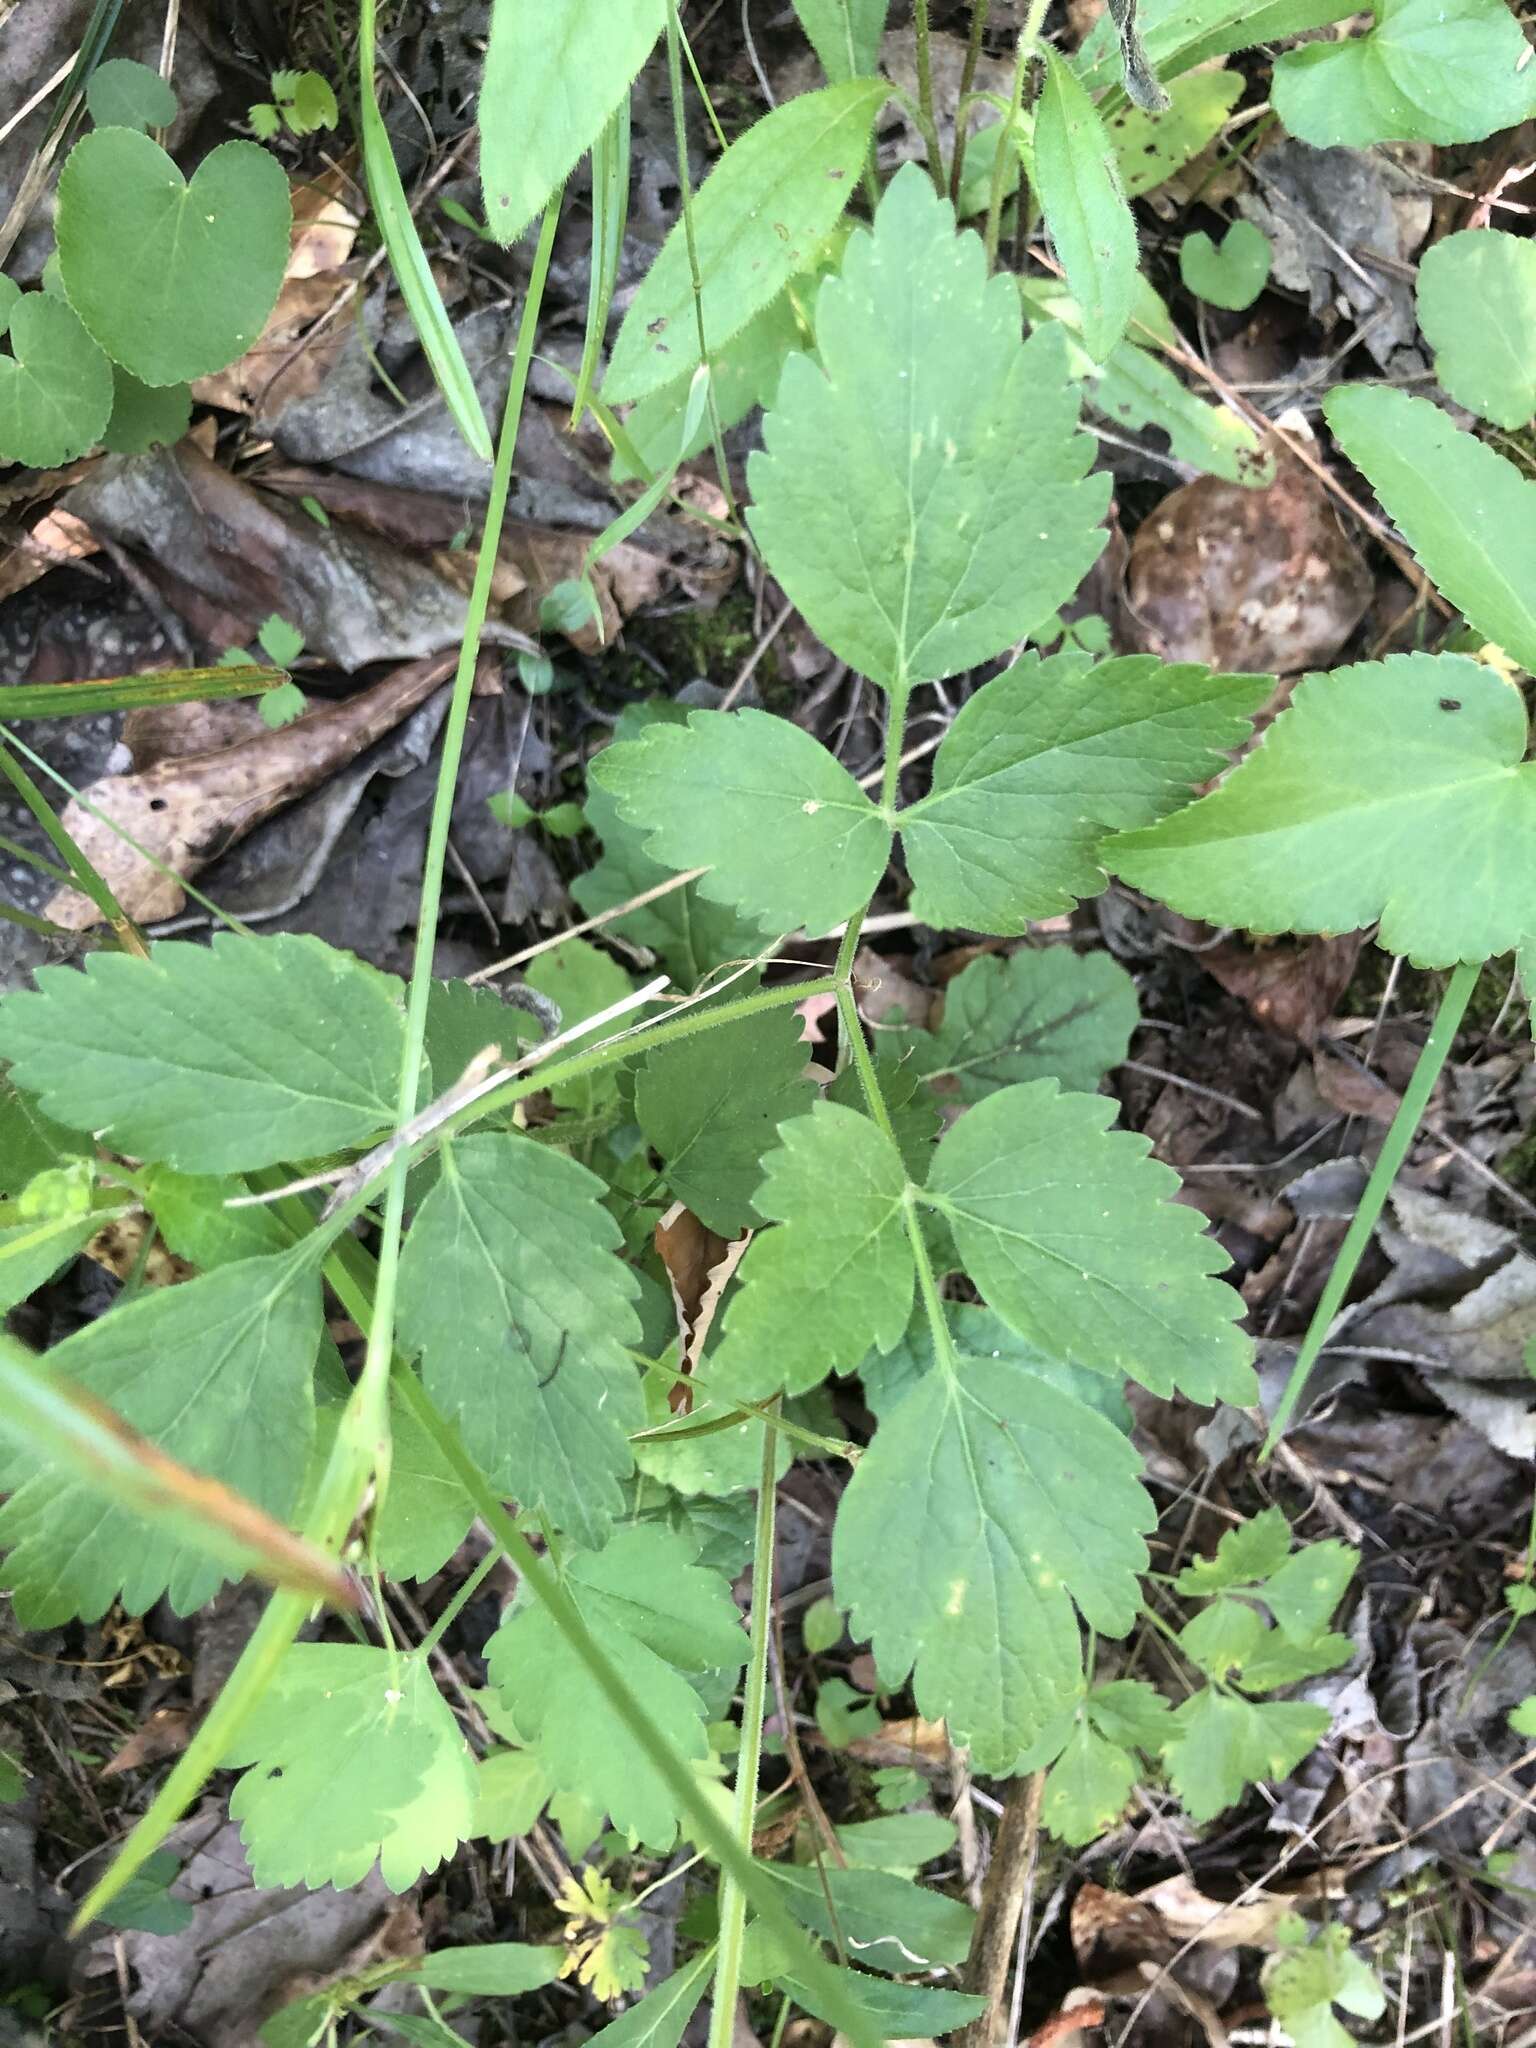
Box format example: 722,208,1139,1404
0,61,291,467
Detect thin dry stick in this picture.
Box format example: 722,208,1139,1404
0,51,75,150
956,1771,1045,2048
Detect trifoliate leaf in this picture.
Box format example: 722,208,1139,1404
748,163,1108,691
57,131,290,385
0,935,403,1174
778,1966,987,2039
1179,219,1271,310
1040,1720,1139,1843
769,1863,974,1974
890,947,1138,1101
709,1104,914,1403
0,291,114,467
86,57,179,132
397,1133,643,1549
834,1355,1153,1769
1085,1678,1175,1752
575,707,776,988
922,1081,1254,1404
1110,653,1536,968
898,652,1268,934
1271,0,1536,147
825,1052,943,1182
1034,52,1138,362
1161,1689,1329,1823
488,1527,744,1850
605,81,885,402
0,1254,318,1625
859,1302,1134,1433
1263,1926,1386,2048
590,709,889,938
281,71,338,134
1417,231,1536,430
637,1005,818,1233
1324,385,1536,675
1175,1505,1293,1593
226,1646,475,1892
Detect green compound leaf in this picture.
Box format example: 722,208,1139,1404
777,1967,985,2040
791,0,889,81
1271,0,1536,146
1324,386,1536,674
590,708,889,937
1179,219,1271,311
923,1081,1255,1405
890,946,1139,1101
1175,1505,1293,1593
86,58,178,132
226,1646,476,1892
748,163,1108,692
637,1005,818,1233
1040,1721,1140,1843
480,0,664,246
605,79,885,403
769,1860,975,1973
575,706,777,989
102,366,191,453
58,130,290,385
1417,230,1536,431
898,652,1269,935
1087,1677,1176,1752
710,1103,913,1404
1161,1689,1329,1823
0,291,114,467
1110,653,1536,969
0,935,404,1175
397,1133,643,1550
858,1302,1133,1433
488,1526,746,1851
834,1355,1153,1769
1263,1926,1386,2048
1034,53,1138,362
0,1253,319,1625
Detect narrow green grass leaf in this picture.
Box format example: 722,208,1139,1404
835,1355,1153,1767
898,651,1269,934
591,708,890,936
890,947,1139,1101
396,1133,643,1548
604,80,886,403
1272,0,1536,146
0,665,284,723
0,1253,321,1624
710,1103,913,1403
924,1081,1254,1404
748,164,1108,692
57,131,290,384
0,935,405,1174
481,0,664,246
1416,230,1536,430
1034,54,1139,362
1111,653,1536,967
226,1646,476,1891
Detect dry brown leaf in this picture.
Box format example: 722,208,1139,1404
46,650,457,928
84,1214,194,1288
1196,931,1365,1046
0,505,99,604
654,1201,752,1414
1025,1992,1108,2048
1312,1046,1401,1123
101,1706,194,1779
1131,1874,1299,1952
843,1715,954,1773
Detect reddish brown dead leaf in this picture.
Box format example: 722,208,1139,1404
1071,1885,1177,1975
1026,1993,1108,2048
1122,457,1372,673
46,650,457,928
101,1706,194,1779
0,505,99,605
1196,929,1367,1046
1312,1046,1401,1123
843,1714,954,1773
654,1201,752,1413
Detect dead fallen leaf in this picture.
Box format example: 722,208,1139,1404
0,505,99,604
1122,457,1372,673
46,650,457,928
101,1706,194,1779
84,1214,195,1288
1193,929,1366,1046
1025,1993,1108,2048
1131,1874,1302,1952
654,1202,752,1414
1312,1045,1401,1123
843,1715,954,1773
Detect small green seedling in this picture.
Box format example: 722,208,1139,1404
1179,219,1271,310
249,69,339,141
1262,1919,1386,2048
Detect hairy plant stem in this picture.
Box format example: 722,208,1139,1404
982,0,1052,272
948,0,993,202
1262,956,1483,1455
912,0,943,194
707,1412,780,2048
71,195,564,1937
664,0,739,526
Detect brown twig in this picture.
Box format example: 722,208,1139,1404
957,1770,1045,2048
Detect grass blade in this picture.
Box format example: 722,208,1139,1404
1,664,285,723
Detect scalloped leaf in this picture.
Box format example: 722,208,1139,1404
889,946,1139,1100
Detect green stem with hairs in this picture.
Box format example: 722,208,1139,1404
983,0,1052,272
1261,957,1482,1457
948,0,993,202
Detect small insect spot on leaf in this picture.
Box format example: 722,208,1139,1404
1439,697,1462,711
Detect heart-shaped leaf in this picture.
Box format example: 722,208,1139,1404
1110,653,1536,967
0,289,113,467
86,57,178,133
57,130,291,384
1416,229,1536,429
1179,219,1271,311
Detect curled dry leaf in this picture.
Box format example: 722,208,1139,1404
45,651,455,928
84,1213,195,1288
1122,457,1372,673
653,1201,753,1414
